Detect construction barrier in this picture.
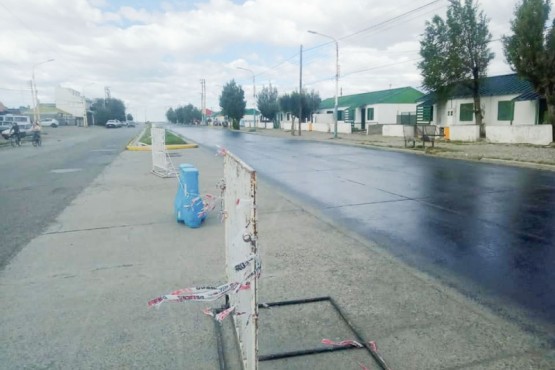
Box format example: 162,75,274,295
151,125,176,177
224,151,258,370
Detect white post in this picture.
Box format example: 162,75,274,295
32,59,54,124
307,31,339,138
237,67,256,130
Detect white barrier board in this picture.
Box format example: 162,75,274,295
224,151,258,370
151,126,175,177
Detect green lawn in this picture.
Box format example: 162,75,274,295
138,127,187,145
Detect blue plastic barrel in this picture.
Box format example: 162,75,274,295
175,164,206,228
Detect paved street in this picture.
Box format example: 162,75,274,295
0,125,141,268
171,125,555,333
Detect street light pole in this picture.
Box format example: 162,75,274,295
308,30,339,139
81,83,95,127
32,58,54,124
237,67,256,130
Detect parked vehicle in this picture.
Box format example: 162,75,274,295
40,118,59,127
0,114,31,132
1,123,32,140
126,121,136,127
105,119,123,128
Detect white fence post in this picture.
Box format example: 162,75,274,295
224,151,258,370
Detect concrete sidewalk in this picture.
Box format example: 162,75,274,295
0,146,553,369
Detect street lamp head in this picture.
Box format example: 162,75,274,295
307,30,317,34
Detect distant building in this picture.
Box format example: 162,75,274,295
55,86,90,125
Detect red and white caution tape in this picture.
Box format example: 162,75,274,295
148,255,261,308
216,145,228,157
148,282,241,308
321,339,363,348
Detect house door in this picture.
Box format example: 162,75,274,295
361,108,366,131
446,108,455,126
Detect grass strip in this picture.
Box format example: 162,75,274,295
138,127,186,146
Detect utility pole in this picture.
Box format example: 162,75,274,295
308,30,339,138
237,67,256,130
29,80,37,123
200,79,206,125
298,44,303,137
32,58,54,124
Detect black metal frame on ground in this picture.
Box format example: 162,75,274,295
213,296,390,370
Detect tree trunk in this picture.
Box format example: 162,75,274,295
471,68,485,138
545,90,555,141
290,116,295,135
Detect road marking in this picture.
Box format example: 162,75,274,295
50,168,83,174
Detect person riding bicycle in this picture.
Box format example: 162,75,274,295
9,122,21,143
32,121,42,143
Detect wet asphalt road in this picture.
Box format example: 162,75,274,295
0,126,140,268
172,125,555,330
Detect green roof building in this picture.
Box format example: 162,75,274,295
416,74,544,127
315,86,424,131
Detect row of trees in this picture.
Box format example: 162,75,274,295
166,104,202,124
418,0,555,136
219,80,322,133
90,98,129,125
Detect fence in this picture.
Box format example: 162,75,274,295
224,151,258,370
397,112,417,125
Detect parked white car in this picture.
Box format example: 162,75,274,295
40,118,59,127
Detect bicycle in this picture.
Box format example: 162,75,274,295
10,134,21,147
32,132,42,147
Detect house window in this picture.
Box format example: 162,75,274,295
422,106,433,122
460,103,474,121
497,101,514,121
367,108,374,121
337,110,344,121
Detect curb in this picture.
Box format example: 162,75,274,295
126,143,198,151
242,129,555,172
126,126,198,151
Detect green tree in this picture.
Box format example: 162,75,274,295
278,90,322,135
278,93,295,134
90,98,126,126
126,113,133,121
166,107,177,123
219,80,246,130
418,0,494,136
503,0,555,129
257,85,279,126
303,90,322,122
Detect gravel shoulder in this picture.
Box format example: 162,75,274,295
244,128,555,171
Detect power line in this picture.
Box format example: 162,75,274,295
304,0,444,53
255,0,445,79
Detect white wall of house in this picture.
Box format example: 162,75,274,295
372,103,418,125
431,95,536,126
55,86,84,117
448,125,480,141
513,100,537,125
316,103,418,126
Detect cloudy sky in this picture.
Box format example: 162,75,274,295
0,0,543,121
